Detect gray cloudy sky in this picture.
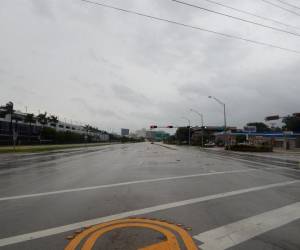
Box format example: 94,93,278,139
1,0,299,133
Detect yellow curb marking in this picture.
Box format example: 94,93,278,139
65,218,198,250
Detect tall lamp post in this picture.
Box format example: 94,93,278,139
208,96,228,145
190,109,204,147
181,116,191,145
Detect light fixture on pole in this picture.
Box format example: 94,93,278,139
208,96,228,146
208,96,227,130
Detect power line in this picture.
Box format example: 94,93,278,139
276,0,300,10
260,0,300,17
172,0,300,37
79,0,300,54
196,0,300,30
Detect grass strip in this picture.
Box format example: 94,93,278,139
0,143,111,154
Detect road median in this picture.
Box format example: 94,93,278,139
153,142,177,150
0,143,112,154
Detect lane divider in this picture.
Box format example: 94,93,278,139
0,169,256,202
152,143,177,150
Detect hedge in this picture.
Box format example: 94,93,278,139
226,144,273,152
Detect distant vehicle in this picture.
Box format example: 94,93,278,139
204,142,216,147
216,141,225,147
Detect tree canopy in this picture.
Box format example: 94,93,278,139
24,113,35,124
282,115,300,132
176,127,189,143
246,122,271,133
37,113,48,125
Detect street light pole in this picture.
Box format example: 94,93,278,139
223,103,227,130
208,96,226,130
208,96,227,145
181,117,191,145
190,109,204,147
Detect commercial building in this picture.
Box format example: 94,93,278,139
0,111,109,145
191,126,237,145
214,131,300,149
121,128,130,137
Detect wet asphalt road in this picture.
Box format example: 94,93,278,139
0,142,299,250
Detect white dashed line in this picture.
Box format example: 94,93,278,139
0,169,255,201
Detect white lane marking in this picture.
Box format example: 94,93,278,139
0,169,256,201
214,154,300,171
0,180,298,247
212,151,299,166
194,202,300,250
0,147,113,174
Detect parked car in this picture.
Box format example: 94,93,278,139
204,142,216,147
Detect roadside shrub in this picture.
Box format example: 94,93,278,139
163,135,177,145
120,137,145,143
41,127,85,144
226,144,273,152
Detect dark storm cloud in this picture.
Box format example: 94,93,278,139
88,49,123,70
30,0,54,19
111,84,151,106
178,82,212,98
70,97,124,120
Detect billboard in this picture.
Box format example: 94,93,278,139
121,128,129,136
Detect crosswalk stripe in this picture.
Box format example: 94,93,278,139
194,202,300,250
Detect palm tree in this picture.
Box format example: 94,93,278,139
84,124,91,133
24,113,35,143
37,112,48,132
0,106,6,118
36,113,48,143
0,102,15,144
83,124,91,142
48,115,59,128
37,112,48,126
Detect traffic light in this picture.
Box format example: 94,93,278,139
265,115,280,121
150,125,157,129
166,125,173,128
